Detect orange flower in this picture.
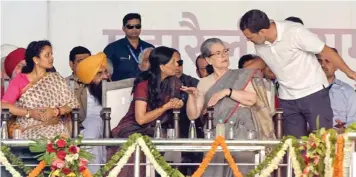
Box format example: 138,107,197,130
81,168,92,177
192,136,243,177
27,160,46,177
333,135,344,177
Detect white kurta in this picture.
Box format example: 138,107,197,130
81,89,106,173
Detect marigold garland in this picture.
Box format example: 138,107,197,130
192,139,219,177
27,160,46,177
323,133,333,177
192,136,243,177
219,137,244,177
333,135,344,177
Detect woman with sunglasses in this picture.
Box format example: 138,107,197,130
103,13,154,81
108,46,184,177
182,38,276,176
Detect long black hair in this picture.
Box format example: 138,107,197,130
22,40,52,73
132,46,177,109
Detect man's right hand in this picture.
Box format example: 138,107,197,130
346,70,356,81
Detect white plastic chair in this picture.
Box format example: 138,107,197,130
102,78,134,130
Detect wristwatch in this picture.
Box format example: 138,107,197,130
25,109,30,118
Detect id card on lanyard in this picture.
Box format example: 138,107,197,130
127,45,143,63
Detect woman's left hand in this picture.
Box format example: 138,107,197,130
207,89,229,107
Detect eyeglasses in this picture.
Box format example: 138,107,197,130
177,60,183,66
125,24,142,29
208,48,230,58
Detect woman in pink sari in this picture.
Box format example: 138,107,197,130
1,40,79,139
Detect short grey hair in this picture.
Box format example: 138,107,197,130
138,47,154,64
200,38,225,58
106,58,114,75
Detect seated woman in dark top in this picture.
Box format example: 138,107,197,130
107,46,184,177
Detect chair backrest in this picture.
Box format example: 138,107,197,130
102,78,135,130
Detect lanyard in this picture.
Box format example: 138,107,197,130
127,45,143,63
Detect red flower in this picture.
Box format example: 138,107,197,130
50,165,57,171
56,139,66,148
56,151,66,160
312,143,317,149
46,144,55,153
61,168,71,175
79,158,89,166
68,146,78,154
79,166,86,172
303,154,310,164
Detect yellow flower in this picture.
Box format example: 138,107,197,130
50,170,77,177
50,170,60,176
66,172,76,177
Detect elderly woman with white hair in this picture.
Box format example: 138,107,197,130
182,38,275,176
138,47,154,71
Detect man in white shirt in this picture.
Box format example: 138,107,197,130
239,9,356,137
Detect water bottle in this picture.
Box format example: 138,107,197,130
189,120,197,139
1,122,8,139
154,120,162,139
236,121,247,139
228,121,235,140
215,119,225,138
1,109,10,139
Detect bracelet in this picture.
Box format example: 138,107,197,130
228,88,232,97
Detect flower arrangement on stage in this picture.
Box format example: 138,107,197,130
299,127,337,177
342,133,353,177
245,136,305,177
0,124,356,177
29,135,93,177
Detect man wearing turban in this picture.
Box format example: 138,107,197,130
4,48,26,79
1,47,25,98
75,52,111,173
1,44,19,79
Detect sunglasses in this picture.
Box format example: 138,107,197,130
177,60,183,66
125,24,142,29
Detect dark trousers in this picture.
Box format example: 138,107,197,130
280,88,333,138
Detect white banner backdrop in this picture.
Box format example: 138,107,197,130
2,1,356,87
